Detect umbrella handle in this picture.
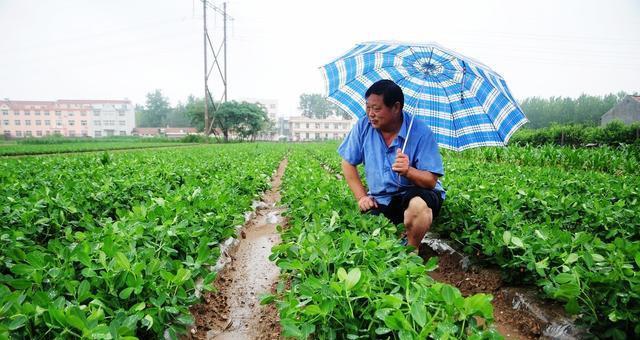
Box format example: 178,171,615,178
401,114,415,154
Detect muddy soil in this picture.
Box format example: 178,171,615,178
420,244,577,340
188,159,287,340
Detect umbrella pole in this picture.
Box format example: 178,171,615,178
401,113,415,154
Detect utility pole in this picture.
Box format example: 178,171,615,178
202,1,232,136
203,0,209,135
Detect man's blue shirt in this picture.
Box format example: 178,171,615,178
338,112,445,206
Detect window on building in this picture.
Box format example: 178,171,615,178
4,131,10,137
81,120,87,126
36,131,42,136
315,123,320,129
45,131,51,136
81,111,87,116
325,123,329,129
44,111,50,116
25,120,31,126
94,131,102,137
68,131,75,137
35,111,41,116
81,131,88,137
94,120,101,126
93,110,101,116
306,123,309,129
305,132,309,139
294,123,299,128
334,123,339,129
1,110,7,115
118,110,125,116
68,120,75,126
25,131,32,137
53,130,61,135
118,120,125,126
35,120,41,126
44,120,51,126
55,111,61,116
56,120,62,127
14,120,20,126
24,111,30,116
2,120,8,126
16,131,22,137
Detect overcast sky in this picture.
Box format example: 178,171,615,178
1,0,638,117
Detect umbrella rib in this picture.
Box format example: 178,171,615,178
430,72,460,150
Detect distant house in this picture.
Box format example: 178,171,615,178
601,95,640,126
132,127,198,138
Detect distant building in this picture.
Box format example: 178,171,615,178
0,99,135,138
132,127,198,138
601,95,640,126
288,115,356,141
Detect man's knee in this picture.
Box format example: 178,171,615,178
404,197,432,223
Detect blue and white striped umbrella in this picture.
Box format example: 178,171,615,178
320,41,528,151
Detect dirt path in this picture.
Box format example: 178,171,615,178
189,159,287,340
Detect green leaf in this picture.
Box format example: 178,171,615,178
337,267,347,281
130,302,146,312
8,314,28,330
441,285,457,305
118,287,134,299
10,264,34,276
565,253,579,265
410,302,427,327
303,304,322,315
502,231,511,245
114,252,131,271
591,253,605,262
511,236,524,248
78,280,91,302
141,314,154,329
375,327,392,335
259,294,275,305
463,294,493,319
635,253,640,268
345,268,361,290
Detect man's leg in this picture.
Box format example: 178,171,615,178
403,196,432,248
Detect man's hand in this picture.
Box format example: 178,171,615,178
357,195,378,212
392,148,410,176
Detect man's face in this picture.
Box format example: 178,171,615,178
365,94,400,130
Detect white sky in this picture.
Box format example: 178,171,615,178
1,0,638,117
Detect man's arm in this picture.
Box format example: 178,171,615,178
341,159,378,211
392,150,439,189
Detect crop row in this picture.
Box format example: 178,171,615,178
443,144,640,176
0,144,286,338
438,154,640,337
0,141,189,156
266,150,501,339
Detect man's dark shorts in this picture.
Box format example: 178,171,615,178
366,187,443,225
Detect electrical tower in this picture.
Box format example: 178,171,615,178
202,1,232,136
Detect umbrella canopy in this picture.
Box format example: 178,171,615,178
320,41,528,151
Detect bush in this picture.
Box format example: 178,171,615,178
510,121,640,146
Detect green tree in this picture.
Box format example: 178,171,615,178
137,89,172,127
213,101,270,142
299,93,351,119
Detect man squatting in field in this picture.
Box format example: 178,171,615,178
338,79,446,248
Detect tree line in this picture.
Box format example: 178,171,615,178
518,92,635,128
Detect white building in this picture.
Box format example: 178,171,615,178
289,115,356,141
1,99,135,138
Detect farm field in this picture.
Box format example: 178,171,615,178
1,142,638,339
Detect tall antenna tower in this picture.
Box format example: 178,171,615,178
202,1,232,136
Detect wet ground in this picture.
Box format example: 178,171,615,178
420,242,580,340
188,159,287,340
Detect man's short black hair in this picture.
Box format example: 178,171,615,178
365,79,404,110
